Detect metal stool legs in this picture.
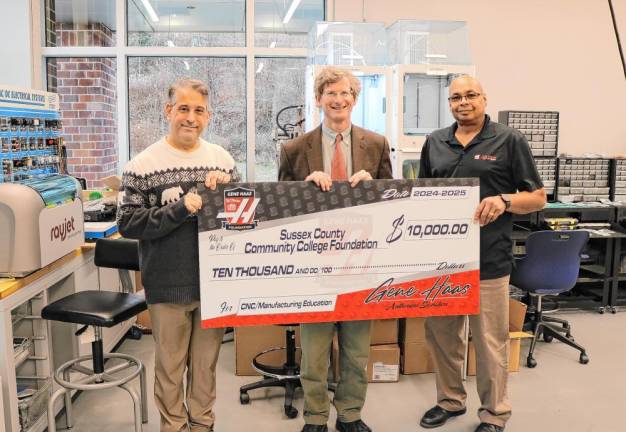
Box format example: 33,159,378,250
47,349,147,431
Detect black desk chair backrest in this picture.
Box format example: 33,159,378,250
95,238,140,296
95,237,140,271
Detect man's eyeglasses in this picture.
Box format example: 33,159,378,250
323,91,353,99
448,92,482,103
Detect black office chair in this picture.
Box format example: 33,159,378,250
239,324,301,418
42,238,148,431
510,230,590,368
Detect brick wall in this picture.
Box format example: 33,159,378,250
45,14,117,187
47,59,58,94
56,57,117,187
55,22,114,48
45,0,56,47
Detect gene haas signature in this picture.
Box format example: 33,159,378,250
365,275,471,305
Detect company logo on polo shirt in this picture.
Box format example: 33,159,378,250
474,154,497,161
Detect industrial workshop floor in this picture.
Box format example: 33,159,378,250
53,310,626,432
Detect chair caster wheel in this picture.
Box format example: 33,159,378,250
598,307,605,314
611,307,617,314
240,392,250,404
579,353,589,364
527,356,537,368
128,326,143,340
543,333,553,343
284,405,298,419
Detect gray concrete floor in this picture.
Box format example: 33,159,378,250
57,311,626,432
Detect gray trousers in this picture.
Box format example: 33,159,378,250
300,320,372,425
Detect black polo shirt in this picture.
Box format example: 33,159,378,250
419,115,543,279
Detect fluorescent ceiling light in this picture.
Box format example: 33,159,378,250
282,0,301,24
141,0,160,22
256,63,264,74
167,40,175,47
270,41,277,48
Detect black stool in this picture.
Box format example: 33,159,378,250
42,238,148,431
239,325,302,418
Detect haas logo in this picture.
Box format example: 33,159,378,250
50,217,76,242
161,186,184,205
217,187,260,231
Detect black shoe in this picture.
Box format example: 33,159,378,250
419,406,467,429
301,425,328,432
336,419,372,432
474,423,504,432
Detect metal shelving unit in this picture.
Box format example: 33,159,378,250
10,294,51,432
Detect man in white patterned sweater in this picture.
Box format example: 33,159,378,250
117,79,235,432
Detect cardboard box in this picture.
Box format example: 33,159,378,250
332,338,400,382
370,319,398,345
102,175,121,191
235,325,301,376
509,297,529,335
82,175,120,202
400,317,427,343
398,317,435,374
401,341,435,374
368,344,400,382
466,299,533,375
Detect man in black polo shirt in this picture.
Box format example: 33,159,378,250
417,76,546,432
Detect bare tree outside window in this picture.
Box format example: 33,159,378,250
255,57,306,181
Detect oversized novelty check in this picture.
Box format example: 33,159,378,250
197,179,480,328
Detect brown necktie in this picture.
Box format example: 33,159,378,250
331,133,348,180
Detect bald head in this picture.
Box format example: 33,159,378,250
449,75,484,96
448,75,487,126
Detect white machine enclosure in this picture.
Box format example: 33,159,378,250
0,179,84,276
390,64,475,179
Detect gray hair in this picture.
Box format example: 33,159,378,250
167,78,211,110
